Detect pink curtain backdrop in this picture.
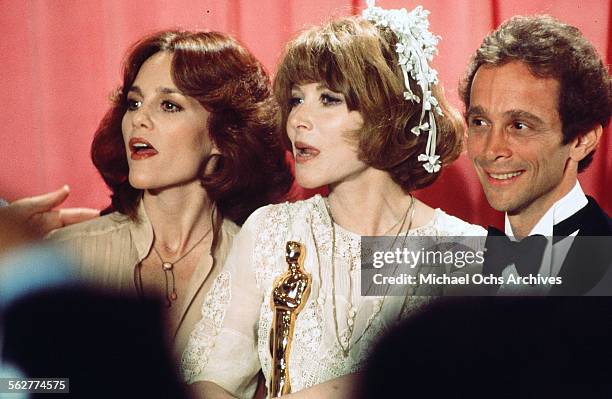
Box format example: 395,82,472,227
1,0,610,228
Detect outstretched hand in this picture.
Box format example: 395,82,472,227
1,185,100,239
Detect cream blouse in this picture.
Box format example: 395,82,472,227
181,195,486,398
47,201,239,358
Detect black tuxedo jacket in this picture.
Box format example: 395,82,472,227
483,196,612,296
550,196,612,295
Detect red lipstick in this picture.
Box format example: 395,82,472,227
129,137,158,160
294,141,320,164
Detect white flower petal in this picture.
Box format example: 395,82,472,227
362,2,442,166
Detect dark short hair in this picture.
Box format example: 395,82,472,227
274,17,463,192
460,15,612,172
92,30,292,224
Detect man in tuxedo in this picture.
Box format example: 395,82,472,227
461,15,612,295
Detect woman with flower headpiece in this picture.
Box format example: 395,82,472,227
182,2,485,398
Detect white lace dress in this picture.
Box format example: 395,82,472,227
181,195,485,398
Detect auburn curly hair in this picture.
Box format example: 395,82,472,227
92,30,293,225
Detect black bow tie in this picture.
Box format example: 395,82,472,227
484,204,588,277
485,227,548,277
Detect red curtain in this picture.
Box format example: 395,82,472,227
1,0,609,228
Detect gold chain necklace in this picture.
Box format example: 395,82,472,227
135,228,211,307
324,195,415,357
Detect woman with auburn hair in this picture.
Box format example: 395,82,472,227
183,3,485,398
48,30,293,359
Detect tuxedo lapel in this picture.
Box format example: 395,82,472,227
550,197,612,295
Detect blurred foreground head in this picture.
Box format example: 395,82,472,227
361,297,612,398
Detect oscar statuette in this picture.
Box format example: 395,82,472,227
269,241,311,397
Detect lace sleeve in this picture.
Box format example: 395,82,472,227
180,207,267,399
180,270,232,383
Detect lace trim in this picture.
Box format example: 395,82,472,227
180,271,231,383
202,196,484,391
252,197,436,391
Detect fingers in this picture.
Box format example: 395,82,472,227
12,185,70,214
28,208,100,237
29,210,63,237
58,208,100,226
3,186,100,238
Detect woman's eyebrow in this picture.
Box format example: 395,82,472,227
127,86,143,95
158,86,183,95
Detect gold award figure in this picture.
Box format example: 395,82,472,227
269,241,312,397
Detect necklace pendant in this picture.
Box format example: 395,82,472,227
170,291,178,300
162,262,173,271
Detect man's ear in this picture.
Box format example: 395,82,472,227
569,124,602,162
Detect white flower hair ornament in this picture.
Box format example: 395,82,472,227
362,0,444,173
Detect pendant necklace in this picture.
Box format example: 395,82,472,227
324,195,415,357
136,228,212,307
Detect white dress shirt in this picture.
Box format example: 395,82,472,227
498,181,588,294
